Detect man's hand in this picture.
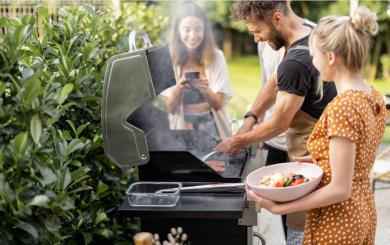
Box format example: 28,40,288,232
214,136,243,156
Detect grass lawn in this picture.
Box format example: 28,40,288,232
226,55,390,144
225,55,261,118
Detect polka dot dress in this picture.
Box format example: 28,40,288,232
304,89,386,245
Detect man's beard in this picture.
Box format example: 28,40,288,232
268,25,285,50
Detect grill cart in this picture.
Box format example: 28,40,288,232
102,31,264,245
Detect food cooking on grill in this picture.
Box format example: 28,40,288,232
205,160,225,173
259,172,309,187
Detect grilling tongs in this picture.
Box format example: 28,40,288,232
155,182,245,194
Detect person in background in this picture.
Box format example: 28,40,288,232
216,1,337,244
247,7,384,245
162,2,232,155
255,0,316,241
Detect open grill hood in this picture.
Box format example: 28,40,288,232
101,30,176,167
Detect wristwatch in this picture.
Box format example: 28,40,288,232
244,111,258,124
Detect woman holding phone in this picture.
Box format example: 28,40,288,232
162,2,232,152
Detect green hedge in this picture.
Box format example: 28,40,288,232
0,4,168,245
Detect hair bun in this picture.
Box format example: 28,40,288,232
351,7,378,35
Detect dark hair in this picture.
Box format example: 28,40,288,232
170,2,216,67
230,0,288,23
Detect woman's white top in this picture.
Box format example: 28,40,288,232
161,49,233,139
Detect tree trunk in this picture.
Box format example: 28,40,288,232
299,1,310,17
223,28,233,61
368,35,383,80
233,32,242,57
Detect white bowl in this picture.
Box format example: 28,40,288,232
246,162,323,202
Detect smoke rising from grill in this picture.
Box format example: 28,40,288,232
132,1,227,156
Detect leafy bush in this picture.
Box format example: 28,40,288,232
0,3,168,245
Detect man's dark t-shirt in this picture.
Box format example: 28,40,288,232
277,35,336,119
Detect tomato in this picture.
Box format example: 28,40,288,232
291,178,305,186
275,181,284,187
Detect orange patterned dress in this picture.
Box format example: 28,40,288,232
304,89,386,245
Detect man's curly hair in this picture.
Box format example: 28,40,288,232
230,0,288,23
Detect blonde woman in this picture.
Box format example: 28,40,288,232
162,2,232,154
247,7,385,244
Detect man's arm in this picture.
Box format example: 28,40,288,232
239,91,304,145
240,59,313,140
237,72,278,134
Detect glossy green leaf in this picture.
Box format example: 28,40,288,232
21,15,35,25
62,130,73,141
62,167,72,190
54,141,65,159
0,173,15,203
68,185,93,194
30,114,42,145
66,139,84,156
37,165,57,186
23,78,41,109
0,17,9,28
70,166,91,182
0,81,5,96
45,215,61,232
96,181,109,198
83,232,93,245
27,194,49,208
76,122,90,137
95,212,108,225
95,228,111,238
47,112,61,126
66,120,77,137
59,84,73,104
36,5,49,20
17,221,38,239
14,132,28,156
59,196,75,211
76,74,94,84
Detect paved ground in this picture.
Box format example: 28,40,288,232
248,149,390,245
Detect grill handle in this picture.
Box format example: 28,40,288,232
253,232,266,245
129,30,153,52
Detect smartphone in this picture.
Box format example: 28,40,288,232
184,71,200,86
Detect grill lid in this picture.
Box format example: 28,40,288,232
101,30,176,167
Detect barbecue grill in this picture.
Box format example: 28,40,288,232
102,31,264,245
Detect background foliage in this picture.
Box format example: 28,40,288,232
0,3,168,245
195,0,389,79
